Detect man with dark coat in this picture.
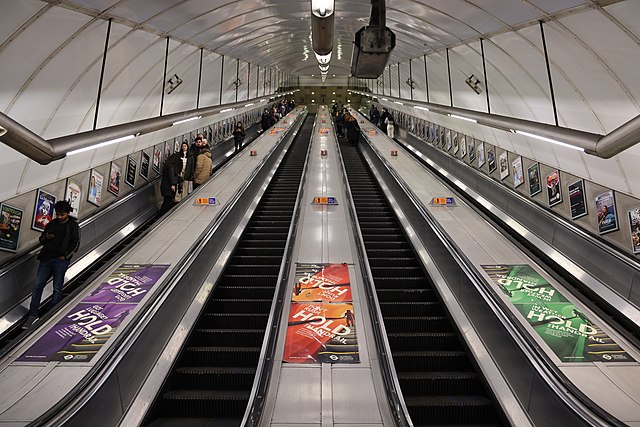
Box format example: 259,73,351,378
24,200,80,328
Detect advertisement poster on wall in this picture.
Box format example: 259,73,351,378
284,263,359,364
460,135,467,158
499,151,509,180
546,170,562,207
482,264,634,363
568,180,587,219
595,190,618,234
152,148,161,174
108,162,121,196
477,141,485,167
627,207,640,254
453,132,459,154
87,169,103,207
125,156,137,188
468,137,476,162
512,156,524,188
140,151,150,180
445,129,452,151
65,179,82,219
528,163,541,196
0,204,23,253
487,146,496,173
17,263,170,362
32,189,56,232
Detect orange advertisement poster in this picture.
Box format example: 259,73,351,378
284,263,359,364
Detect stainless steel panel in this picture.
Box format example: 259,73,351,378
271,367,322,424
332,369,384,424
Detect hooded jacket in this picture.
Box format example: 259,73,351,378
193,147,212,185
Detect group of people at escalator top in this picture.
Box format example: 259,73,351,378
368,104,395,139
260,98,296,132
333,107,361,146
160,122,246,215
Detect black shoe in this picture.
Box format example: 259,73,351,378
22,316,37,329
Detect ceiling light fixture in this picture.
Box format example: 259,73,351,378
413,105,429,111
172,116,202,126
448,113,477,123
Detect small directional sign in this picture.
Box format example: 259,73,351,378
313,196,338,205
195,197,217,205
429,197,457,207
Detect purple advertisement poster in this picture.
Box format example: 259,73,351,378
17,264,169,362
83,264,170,304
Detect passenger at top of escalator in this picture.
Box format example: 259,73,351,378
233,122,245,152
369,105,380,126
178,141,195,197
261,109,272,132
160,153,183,214
344,112,360,146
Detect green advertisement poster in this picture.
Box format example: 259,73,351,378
482,264,634,363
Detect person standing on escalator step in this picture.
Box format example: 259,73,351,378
233,122,245,152
193,138,212,189
23,200,80,329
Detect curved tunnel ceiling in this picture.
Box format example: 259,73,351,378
45,0,598,75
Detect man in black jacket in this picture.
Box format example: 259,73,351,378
24,200,80,328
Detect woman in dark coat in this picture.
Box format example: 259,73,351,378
261,109,272,132
344,112,360,145
233,122,246,152
160,153,183,214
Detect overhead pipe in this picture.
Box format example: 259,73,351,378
352,90,640,158
0,90,299,165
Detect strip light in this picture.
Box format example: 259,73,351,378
511,130,584,152
244,103,254,107
172,116,202,126
413,105,429,111
220,108,235,113
67,135,135,156
394,101,404,105
448,113,477,123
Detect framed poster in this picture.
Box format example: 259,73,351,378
468,137,476,162
429,123,435,143
125,156,137,188
32,189,56,232
140,151,150,180
439,126,445,147
460,135,467,158
87,169,103,207
152,147,161,173
445,129,452,151
487,146,496,173
477,141,485,167
595,190,618,234
164,141,171,163
627,207,640,254
568,180,587,219
453,132,459,154
173,138,180,153
0,204,23,253
512,156,524,188
546,170,562,207
108,162,121,196
527,163,541,196
499,151,509,180
65,178,82,219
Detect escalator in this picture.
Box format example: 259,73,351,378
145,115,313,426
340,141,505,426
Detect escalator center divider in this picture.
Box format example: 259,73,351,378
144,115,315,426
338,140,504,426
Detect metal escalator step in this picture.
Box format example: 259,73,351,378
379,301,444,316
216,274,278,286
362,234,407,242
183,346,261,367
367,257,422,268
214,286,275,299
207,298,272,313
237,239,286,248
374,277,430,289
148,417,241,427
161,390,250,418
229,255,283,265
376,288,435,302
234,247,286,256
242,232,289,240
386,332,460,351
403,395,496,425
370,266,425,278
392,350,470,371
398,371,481,396
191,329,265,347
366,241,411,250
174,366,256,390
200,313,268,329
383,316,453,332
224,265,281,275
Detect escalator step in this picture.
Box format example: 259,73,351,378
207,298,273,313
374,277,429,289
392,350,470,371
229,255,283,265
183,346,260,366
380,301,444,316
370,266,425,278
236,239,286,248
191,329,265,346
403,395,495,425
398,371,481,396
386,332,460,351
199,313,268,329
214,286,275,299
367,257,422,268
174,366,256,390
148,417,241,427
376,288,435,302
161,390,249,418
383,316,452,332
216,274,278,286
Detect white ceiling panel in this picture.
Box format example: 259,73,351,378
582,152,631,195
617,145,640,197
448,43,486,112
527,0,586,13
162,43,200,115
108,0,186,24
425,51,450,106
0,0,45,46
67,0,122,11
